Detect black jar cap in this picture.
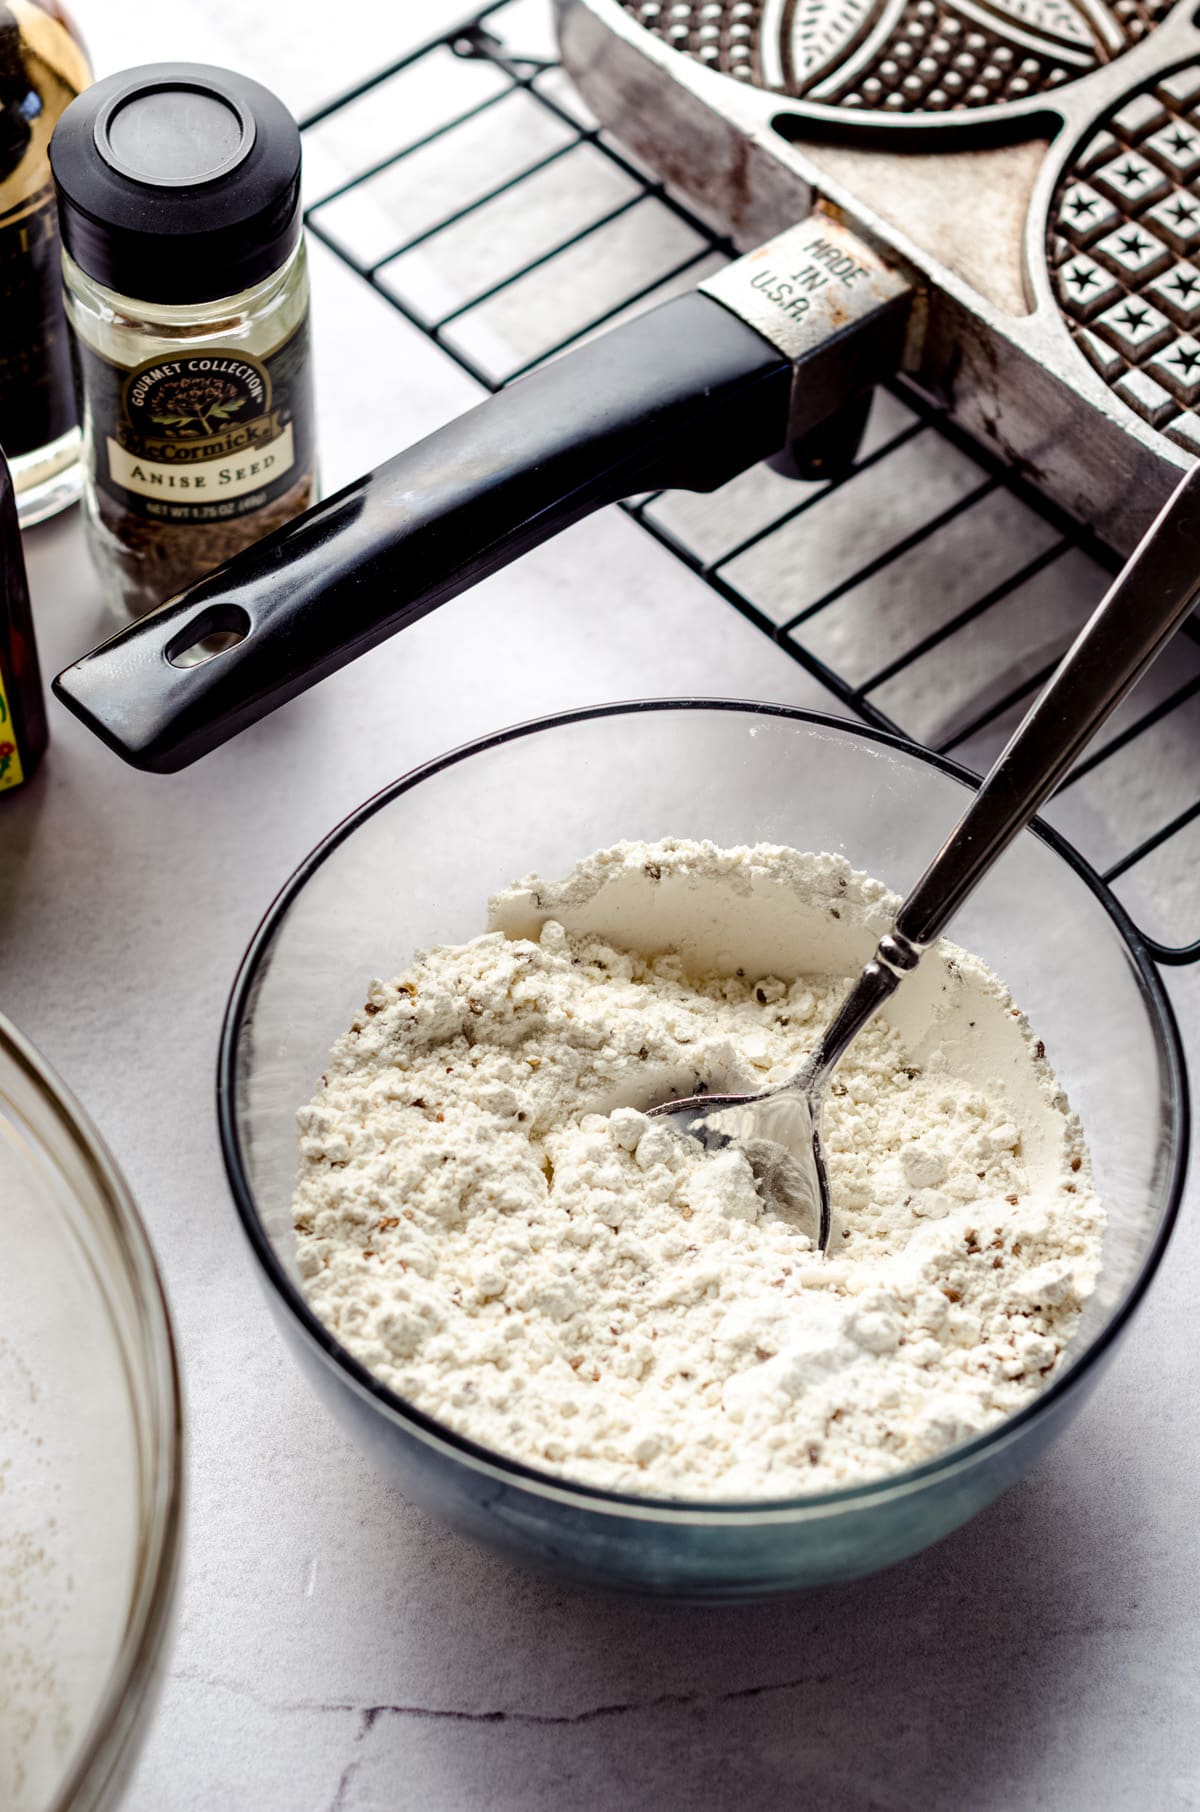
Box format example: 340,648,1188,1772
49,63,302,306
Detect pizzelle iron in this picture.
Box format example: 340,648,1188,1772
649,460,1200,1251
560,0,1200,545
50,0,1200,768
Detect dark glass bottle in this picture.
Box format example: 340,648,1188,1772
0,1,90,526
0,444,48,791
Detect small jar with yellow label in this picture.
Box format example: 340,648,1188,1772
49,62,316,620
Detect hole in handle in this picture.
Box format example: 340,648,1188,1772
166,603,251,669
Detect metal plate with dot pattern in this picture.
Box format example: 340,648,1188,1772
621,0,1178,112
1050,62,1200,448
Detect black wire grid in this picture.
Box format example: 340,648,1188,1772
300,1,1200,966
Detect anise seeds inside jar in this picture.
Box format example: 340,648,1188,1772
48,62,317,621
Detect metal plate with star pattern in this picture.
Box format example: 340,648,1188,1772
1050,62,1200,450
565,0,1200,543
620,0,1178,116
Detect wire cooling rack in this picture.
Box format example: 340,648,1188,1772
299,0,1200,966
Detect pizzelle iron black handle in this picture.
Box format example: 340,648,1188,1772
54,219,911,771
53,292,789,771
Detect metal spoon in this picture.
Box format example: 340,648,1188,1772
649,464,1200,1252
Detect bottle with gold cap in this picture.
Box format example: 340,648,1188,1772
0,2,90,526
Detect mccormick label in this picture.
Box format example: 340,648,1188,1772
78,317,314,525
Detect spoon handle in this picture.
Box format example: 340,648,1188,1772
805,461,1200,1087
893,461,1200,953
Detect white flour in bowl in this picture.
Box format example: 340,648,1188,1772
293,841,1102,1500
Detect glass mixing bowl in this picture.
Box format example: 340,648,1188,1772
220,702,1187,1599
0,1014,183,1810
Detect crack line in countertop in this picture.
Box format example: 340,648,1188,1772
168,1662,830,1729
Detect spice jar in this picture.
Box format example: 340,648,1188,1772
0,443,48,791
48,63,316,620
0,1,90,526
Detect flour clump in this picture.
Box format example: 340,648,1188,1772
293,840,1102,1500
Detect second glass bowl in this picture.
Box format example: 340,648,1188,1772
0,1014,182,1810
219,703,1186,1599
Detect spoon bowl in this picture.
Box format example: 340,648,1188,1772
648,1077,827,1244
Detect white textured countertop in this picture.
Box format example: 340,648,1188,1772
4,3,1200,1808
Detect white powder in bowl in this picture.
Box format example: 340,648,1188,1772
293,841,1102,1501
